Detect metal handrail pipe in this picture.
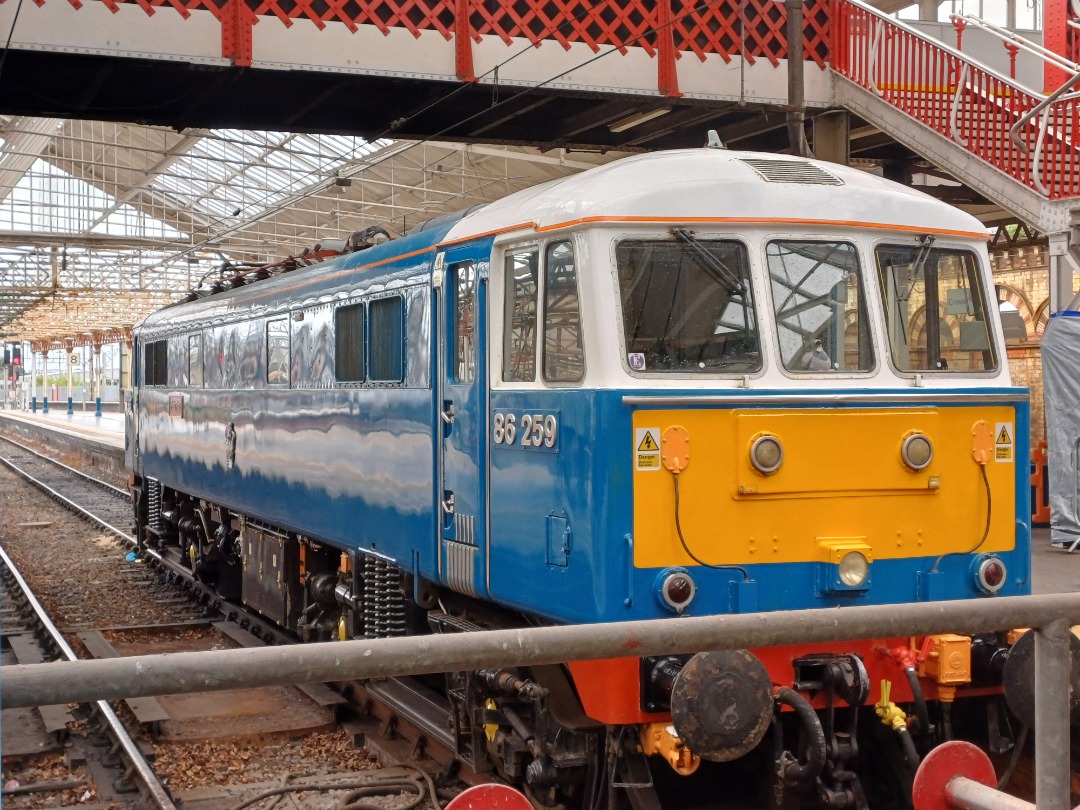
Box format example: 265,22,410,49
0,545,176,810
1036,619,1072,810
1009,71,1080,151
947,776,1034,810
949,14,1080,75
843,0,1036,96
4,592,1080,710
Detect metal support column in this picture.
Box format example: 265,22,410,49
42,351,49,413
1035,618,1071,810
29,348,36,412
66,349,73,415
813,111,850,166
94,344,102,416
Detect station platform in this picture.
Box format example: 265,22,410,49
0,407,123,451
0,406,125,481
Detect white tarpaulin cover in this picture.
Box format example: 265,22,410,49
1042,310,1080,547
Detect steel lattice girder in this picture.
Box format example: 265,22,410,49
0,116,622,346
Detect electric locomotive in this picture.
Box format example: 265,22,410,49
128,145,1029,808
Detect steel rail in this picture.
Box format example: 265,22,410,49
0,432,303,647
0,450,133,541
4,592,1080,708
0,545,176,810
0,434,129,499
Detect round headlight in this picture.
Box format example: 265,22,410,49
750,435,783,475
901,433,934,471
838,551,869,587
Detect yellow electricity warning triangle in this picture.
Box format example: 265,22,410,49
997,426,1012,444
638,432,659,452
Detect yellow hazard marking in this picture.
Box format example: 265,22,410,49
996,426,1011,444
638,432,659,452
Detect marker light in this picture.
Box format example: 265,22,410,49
975,556,1007,594
838,551,870,588
657,569,697,613
901,433,934,471
750,435,783,475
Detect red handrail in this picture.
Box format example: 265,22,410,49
831,0,1080,200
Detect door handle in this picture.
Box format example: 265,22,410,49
441,401,455,425
442,491,456,515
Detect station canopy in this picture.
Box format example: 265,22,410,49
0,116,623,349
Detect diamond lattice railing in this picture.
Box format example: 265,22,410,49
14,0,833,72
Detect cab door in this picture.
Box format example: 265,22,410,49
125,336,140,474
437,245,490,598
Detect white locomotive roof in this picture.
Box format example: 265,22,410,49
443,148,987,242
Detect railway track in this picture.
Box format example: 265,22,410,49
0,544,177,809
0,435,132,540
0,432,480,807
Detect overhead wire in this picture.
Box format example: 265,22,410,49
129,0,731,272
0,0,27,84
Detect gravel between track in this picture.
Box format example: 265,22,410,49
0,458,419,810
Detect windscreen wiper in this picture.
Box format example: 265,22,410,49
670,228,746,295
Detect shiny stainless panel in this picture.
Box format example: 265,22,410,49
405,287,431,389
445,540,477,597
454,513,475,546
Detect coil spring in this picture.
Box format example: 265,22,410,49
147,478,161,532
362,557,406,639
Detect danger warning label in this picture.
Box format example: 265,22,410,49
994,422,1014,463
635,428,660,471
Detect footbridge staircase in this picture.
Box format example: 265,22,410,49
831,1,1080,307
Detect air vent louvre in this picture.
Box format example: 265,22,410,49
740,158,844,185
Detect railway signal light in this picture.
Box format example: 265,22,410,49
2,347,8,366
12,345,20,366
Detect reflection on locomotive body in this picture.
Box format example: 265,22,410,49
129,148,1030,809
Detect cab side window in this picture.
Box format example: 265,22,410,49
503,248,539,382
543,240,584,382
453,262,477,384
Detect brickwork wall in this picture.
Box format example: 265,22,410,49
991,243,1049,447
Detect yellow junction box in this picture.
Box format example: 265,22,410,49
918,634,972,685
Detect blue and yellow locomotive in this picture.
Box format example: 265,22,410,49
129,146,1029,807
